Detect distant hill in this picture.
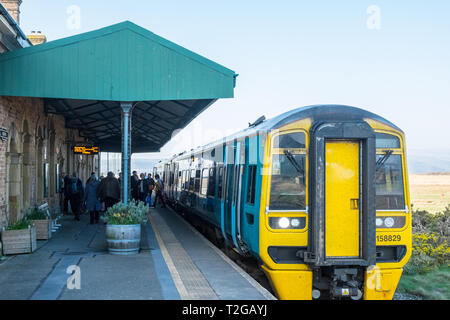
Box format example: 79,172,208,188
128,151,450,175
407,150,450,174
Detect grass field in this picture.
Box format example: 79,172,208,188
397,266,450,300
409,173,450,213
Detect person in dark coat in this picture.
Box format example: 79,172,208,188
63,174,72,215
131,171,140,203
138,173,150,204
69,173,84,221
147,173,155,207
97,171,121,210
84,173,102,224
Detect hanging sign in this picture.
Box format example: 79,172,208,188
73,146,99,155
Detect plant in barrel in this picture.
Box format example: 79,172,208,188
102,201,148,255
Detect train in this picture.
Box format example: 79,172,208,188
153,105,412,300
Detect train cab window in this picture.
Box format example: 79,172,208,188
201,169,209,195
269,153,306,210
246,165,257,205
376,133,400,149
273,132,306,149
376,153,405,210
208,168,216,197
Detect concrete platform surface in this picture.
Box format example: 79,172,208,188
0,207,275,300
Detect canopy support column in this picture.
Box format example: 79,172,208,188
120,102,133,203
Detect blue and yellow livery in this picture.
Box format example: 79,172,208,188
155,105,412,300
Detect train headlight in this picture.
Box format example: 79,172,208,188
384,217,395,228
268,217,306,230
375,216,406,229
290,218,301,228
278,217,290,229
376,218,384,227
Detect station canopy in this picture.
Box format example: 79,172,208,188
0,21,237,153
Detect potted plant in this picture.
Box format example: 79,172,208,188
27,207,52,240
1,218,37,255
102,201,148,255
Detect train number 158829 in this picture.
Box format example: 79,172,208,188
376,235,401,242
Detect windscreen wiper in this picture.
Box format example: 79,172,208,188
284,150,304,176
376,150,393,170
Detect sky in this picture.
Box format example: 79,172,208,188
19,0,450,162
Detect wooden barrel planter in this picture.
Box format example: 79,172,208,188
1,225,37,255
31,219,52,240
105,224,141,255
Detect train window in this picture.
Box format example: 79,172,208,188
376,154,405,210
217,166,224,199
201,169,209,195
269,154,306,210
189,170,195,191
273,132,306,149
246,165,257,205
195,170,201,193
376,133,400,149
208,168,216,197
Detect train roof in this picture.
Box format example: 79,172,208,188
173,105,402,160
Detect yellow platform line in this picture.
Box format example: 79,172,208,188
147,213,190,300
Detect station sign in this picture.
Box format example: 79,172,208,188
73,145,99,155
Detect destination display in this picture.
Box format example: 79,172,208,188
73,146,99,155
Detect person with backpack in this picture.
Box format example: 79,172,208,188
69,173,84,221
97,171,121,211
153,174,166,208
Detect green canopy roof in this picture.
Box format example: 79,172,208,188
0,21,237,152
0,21,236,101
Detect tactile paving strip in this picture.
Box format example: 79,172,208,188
148,211,219,300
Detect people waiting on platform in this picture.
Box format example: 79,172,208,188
139,173,150,204
148,173,155,207
69,173,85,221
84,173,102,224
131,170,140,203
153,174,166,208
63,173,72,215
97,171,121,211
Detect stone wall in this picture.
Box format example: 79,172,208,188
0,96,97,228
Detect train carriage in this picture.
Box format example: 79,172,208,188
154,105,412,300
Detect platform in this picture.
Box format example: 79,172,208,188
0,207,275,300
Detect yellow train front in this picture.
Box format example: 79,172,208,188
258,105,411,300
158,105,412,300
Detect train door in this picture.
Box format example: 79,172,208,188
307,120,376,267
325,140,360,258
